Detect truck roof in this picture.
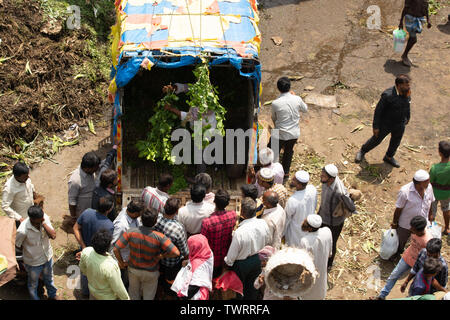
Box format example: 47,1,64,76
109,0,262,102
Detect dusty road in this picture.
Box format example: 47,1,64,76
1,0,449,300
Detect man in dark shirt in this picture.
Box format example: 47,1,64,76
398,0,431,67
355,75,411,168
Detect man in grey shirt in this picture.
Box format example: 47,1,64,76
269,77,308,182
318,164,356,270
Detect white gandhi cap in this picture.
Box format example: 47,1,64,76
324,164,338,177
413,169,429,182
295,170,310,183
306,214,322,228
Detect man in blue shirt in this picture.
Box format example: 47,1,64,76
74,195,115,297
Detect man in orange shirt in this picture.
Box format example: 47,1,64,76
372,216,431,299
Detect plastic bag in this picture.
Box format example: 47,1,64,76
428,221,442,239
379,229,399,260
393,29,407,53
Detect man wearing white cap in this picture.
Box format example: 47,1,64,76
256,168,288,207
283,170,318,247
391,169,435,255
298,214,333,300
317,164,356,269
248,147,285,190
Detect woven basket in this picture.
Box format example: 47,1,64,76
265,247,318,299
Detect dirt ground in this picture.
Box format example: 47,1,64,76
1,0,450,300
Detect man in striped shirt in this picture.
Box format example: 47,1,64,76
113,208,180,300
141,173,173,213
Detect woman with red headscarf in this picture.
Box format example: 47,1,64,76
171,234,214,300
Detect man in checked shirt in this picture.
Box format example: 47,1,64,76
201,189,237,278
154,198,189,297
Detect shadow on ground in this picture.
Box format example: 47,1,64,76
384,59,412,76
356,162,393,185
258,0,311,9
437,22,450,35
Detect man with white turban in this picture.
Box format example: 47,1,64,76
283,170,318,247
391,169,435,256
298,214,333,300
248,147,285,196
255,168,288,207
317,164,356,270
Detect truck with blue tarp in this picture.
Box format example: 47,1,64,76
108,0,262,206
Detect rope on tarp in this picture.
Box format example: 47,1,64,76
184,0,200,56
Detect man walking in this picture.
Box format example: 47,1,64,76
398,0,432,67
283,170,318,247
224,198,270,300
391,169,435,255
355,75,411,168
317,164,356,269
269,77,308,181
113,208,180,300
298,215,333,300
429,141,450,235
2,162,36,227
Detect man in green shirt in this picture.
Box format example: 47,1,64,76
79,229,130,300
429,141,450,235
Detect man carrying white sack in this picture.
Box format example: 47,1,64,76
391,169,435,257
283,170,318,247
298,214,333,300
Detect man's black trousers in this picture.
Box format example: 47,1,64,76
361,125,405,158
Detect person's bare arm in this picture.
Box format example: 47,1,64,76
69,205,77,218
42,222,56,240
432,278,447,293
391,207,403,229
164,104,182,118
113,247,127,269
401,273,415,292
73,222,86,250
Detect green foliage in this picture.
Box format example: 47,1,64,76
428,0,443,15
136,93,180,163
186,59,227,149
168,165,188,194
137,57,227,163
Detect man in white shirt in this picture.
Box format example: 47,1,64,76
284,170,318,247
177,184,215,236
269,77,308,180
163,83,216,175
2,162,36,226
15,205,58,300
195,173,215,204
391,169,435,256
248,147,285,195
224,197,270,300
261,191,286,250
111,200,144,288
141,173,173,214
298,214,332,300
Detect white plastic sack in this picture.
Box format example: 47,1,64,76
428,221,442,239
379,229,399,260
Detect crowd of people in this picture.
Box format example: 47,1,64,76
3,133,448,300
